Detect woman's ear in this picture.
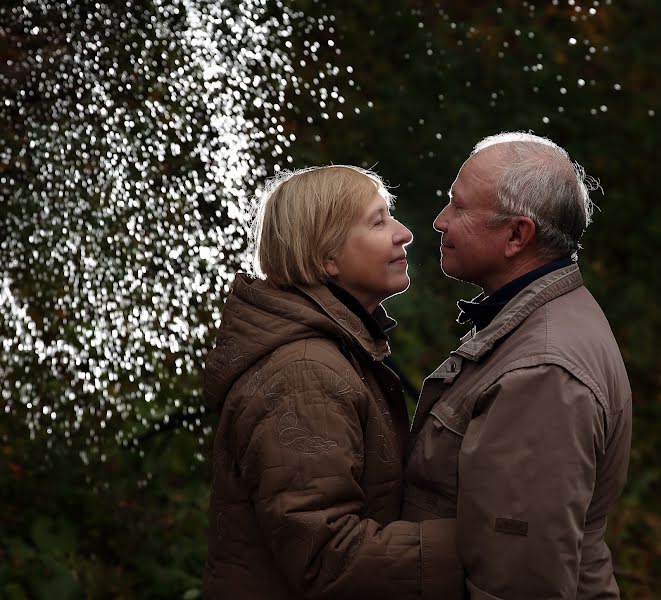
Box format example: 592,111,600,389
324,255,340,278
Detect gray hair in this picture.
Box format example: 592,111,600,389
473,132,599,259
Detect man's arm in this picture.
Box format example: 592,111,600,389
457,364,605,599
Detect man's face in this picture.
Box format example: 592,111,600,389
433,147,512,294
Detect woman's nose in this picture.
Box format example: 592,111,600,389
394,220,413,245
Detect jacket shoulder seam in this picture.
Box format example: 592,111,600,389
484,355,612,421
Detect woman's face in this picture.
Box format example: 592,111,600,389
325,193,413,313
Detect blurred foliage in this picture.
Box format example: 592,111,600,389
1,0,660,598
1,410,216,599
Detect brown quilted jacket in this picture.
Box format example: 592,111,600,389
203,274,463,599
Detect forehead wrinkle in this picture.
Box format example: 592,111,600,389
468,146,508,189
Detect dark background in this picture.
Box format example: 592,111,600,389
1,1,659,597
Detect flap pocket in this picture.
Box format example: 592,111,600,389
407,410,463,513
430,400,468,436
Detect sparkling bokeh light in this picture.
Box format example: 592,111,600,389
2,0,655,459
0,0,345,456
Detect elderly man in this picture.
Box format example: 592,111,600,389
403,132,632,599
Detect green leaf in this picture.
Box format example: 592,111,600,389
3,583,30,600
30,516,77,557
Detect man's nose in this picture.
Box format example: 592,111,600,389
433,207,448,233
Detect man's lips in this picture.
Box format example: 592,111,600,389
390,255,407,264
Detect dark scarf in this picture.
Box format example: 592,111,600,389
326,281,390,341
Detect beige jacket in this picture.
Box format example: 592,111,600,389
403,264,632,599
204,274,463,599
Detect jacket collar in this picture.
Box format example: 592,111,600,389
456,256,574,331
455,263,583,362
294,283,394,361
425,264,583,385
326,280,391,341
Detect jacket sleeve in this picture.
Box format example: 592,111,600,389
235,358,464,600
457,364,605,599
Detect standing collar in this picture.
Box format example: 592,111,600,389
457,256,574,331
326,280,390,341
293,281,395,361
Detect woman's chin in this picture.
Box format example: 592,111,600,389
387,278,412,299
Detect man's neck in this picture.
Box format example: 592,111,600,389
459,256,574,332
483,254,560,296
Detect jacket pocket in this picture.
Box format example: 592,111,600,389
405,407,462,518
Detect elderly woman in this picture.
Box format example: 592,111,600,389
203,166,462,599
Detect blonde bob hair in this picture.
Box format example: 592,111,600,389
251,165,393,287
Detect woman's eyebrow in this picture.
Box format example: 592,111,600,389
368,206,388,219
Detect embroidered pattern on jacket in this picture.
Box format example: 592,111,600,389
366,414,396,463
207,336,245,382
336,306,364,336
278,411,338,454
344,519,366,569
273,512,326,576
327,369,357,414
244,368,286,413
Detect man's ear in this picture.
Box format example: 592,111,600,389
504,216,536,258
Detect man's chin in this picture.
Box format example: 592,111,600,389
440,262,465,284
439,259,456,278
441,268,457,281
440,264,482,291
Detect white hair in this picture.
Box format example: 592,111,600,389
473,131,599,259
